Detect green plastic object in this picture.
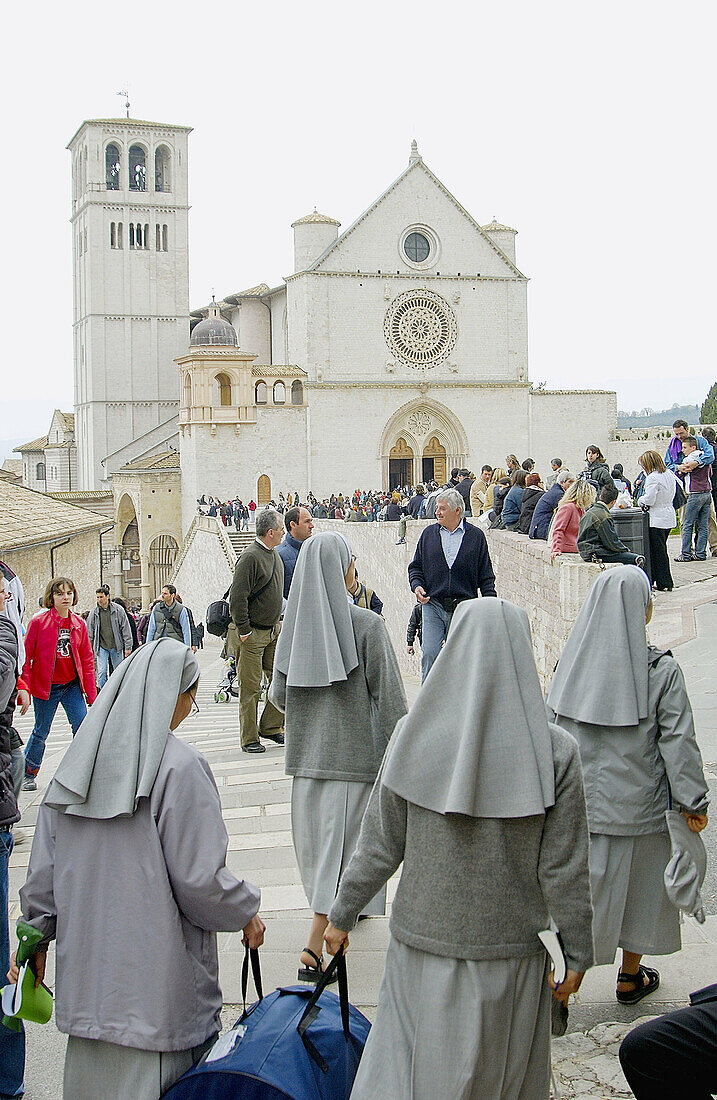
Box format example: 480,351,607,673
1,921,53,1031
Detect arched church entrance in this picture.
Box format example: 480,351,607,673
116,492,141,605
389,438,414,489
379,399,469,491
422,436,447,485
257,474,272,504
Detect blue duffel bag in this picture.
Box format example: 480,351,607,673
162,945,371,1099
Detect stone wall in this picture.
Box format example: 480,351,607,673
313,519,611,686
3,528,106,621
171,516,235,623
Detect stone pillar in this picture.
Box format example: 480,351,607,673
139,554,152,610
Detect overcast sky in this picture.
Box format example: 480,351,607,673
3,0,714,455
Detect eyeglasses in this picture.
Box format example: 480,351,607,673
189,689,200,715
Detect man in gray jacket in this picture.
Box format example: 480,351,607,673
86,585,132,688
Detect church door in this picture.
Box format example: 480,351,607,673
388,437,414,490
257,474,272,504
423,436,447,484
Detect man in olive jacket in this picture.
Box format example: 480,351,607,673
229,508,285,753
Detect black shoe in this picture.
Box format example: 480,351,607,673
695,555,707,561
261,731,285,745
674,555,695,562
242,742,266,754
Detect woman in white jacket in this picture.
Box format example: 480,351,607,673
638,450,680,591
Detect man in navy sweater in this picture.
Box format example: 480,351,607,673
408,488,496,681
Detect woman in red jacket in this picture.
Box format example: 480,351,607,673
21,577,96,791
550,481,597,559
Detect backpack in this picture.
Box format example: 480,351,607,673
162,947,370,1100
206,588,231,638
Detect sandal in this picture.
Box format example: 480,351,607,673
297,947,338,985
616,965,660,1004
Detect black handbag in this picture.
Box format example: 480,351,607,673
673,480,687,510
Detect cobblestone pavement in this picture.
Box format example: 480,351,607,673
8,577,717,1097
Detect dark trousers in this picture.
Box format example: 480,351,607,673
619,1003,717,1099
649,526,673,590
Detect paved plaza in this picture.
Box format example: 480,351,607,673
6,552,717,1098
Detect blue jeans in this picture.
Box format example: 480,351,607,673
25,680,87,777
682,492,712,558
421,600,455,682
96,646,123,689
0,829,25,1096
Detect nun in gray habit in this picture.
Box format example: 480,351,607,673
547,566,709,1004
269,530,407,981
15,639,263,1100
324,598,594,1100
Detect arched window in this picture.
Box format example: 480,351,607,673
291,380,304,405
213,373,232,407
110,222,123,249
155,146,172,192
255,381,268,405
106,144,121,190
129,223,135,248
156,224,161,251
183,373,192,408
36,462,46,481
162,224,168,251
129,145,147,191
144,223,149,250
273,381,286,405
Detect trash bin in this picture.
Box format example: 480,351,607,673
612,507,652,582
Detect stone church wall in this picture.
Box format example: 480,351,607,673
528,390,617,477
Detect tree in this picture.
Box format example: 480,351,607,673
701,382,717,424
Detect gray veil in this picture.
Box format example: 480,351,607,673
45,639,199,819
546,565,652,727
382,598,556,818
273,531,359,688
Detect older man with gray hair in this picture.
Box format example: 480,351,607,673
408,488,496,680
229,507,285,753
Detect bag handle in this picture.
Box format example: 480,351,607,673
297,948,351,1073
240,943,264,1018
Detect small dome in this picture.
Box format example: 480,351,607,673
482,217,517,234
190,299,238,347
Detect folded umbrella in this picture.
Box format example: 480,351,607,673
664,810,707,923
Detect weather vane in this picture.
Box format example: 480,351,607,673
116,89,130,118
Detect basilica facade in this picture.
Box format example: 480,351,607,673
180,141,615,530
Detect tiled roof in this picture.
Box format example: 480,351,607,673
235,283,271,297
61,412,75,430
14,435,48,453
482,218,517,233
1,460,22,476
251,365,308,378
120,450,181,472
0,480,107,552
48,491,113,502
291,210,341,227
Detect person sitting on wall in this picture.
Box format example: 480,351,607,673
577,484,646,569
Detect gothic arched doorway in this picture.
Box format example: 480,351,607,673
149,534,179,600
389,438,414,489
423,436,447,485
257,474,272,504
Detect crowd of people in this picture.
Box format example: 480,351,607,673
0,419,714,1099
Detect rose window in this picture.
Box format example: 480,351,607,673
384,290,457,368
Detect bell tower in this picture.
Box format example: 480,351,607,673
68,116,192,488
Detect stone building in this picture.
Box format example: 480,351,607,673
0,479,108,612
68,117,190,489
181,140,616,518
111,451,181,607
14,410,77,493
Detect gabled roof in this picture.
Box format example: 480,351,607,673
306,157,526,279
120,450,181,472
14,435,48,453
291,210,341,228
0,480,107,552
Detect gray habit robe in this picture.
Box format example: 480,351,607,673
21,734,260,1055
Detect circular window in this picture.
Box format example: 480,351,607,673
384,289,457,369
404,231,430,264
